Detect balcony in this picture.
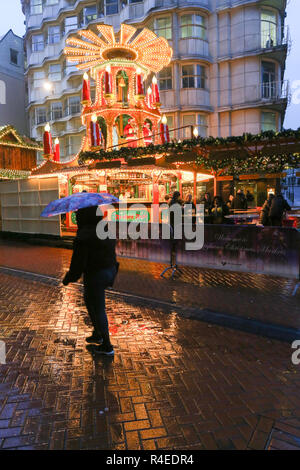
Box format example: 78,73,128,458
227,80,290,109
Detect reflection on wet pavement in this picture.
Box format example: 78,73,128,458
1,269,300,450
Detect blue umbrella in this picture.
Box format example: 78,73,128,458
40,192,119,217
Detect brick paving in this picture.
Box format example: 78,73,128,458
1,264,300,450
0,239,299,329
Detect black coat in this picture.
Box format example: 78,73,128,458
63,225,117,284
232,194,248,210
269,196,291,219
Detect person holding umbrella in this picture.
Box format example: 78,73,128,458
41,192,119,356
62,205,117,355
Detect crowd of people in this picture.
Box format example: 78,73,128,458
165,189,291,227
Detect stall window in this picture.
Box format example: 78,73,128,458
106,0,118,15
35,107,47,125
64,16,78,35
261,9,277,48
261,111,277,131
48,25,61,44
180,14,207,39
159,67,172,90
32,34,44,52
48,63,61,81
51,102,63,120
154,17,172,40
182,64,207,89
30,0,43,14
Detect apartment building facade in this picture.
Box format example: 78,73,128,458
0,30,27,135
21,0,289,161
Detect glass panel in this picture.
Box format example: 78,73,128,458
261,9,277,48
35,107,47,124
49,64,61,81
182,114,195,138
65,16,78,34
51,102,62,120
30,0,42,14
159,66,172,90
106,0,118,15
48,26,60,44
261,112,277,131
155,17,172,40
84,5,97,23
32,34,44,52
182,65,195,88
180,14,206,39
197,114,207,137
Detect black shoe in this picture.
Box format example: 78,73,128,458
86,334,103,344
92,344,114,356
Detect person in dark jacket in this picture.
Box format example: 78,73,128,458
269,194,291,227
210,195,229,224
63,206,117,356
232,189,248,210
259,193,275,226
200,192,212,215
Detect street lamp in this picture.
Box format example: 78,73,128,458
43,81,54,94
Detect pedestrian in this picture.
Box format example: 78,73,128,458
63,205,118,356
211,195,229,224
268,193,291,227
232,189,248,210
226,194,234,210
168,191,183,233
246,190,254,204
259,193,275,226
200,192,212,216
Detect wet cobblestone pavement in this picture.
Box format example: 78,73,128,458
1,241,300,450
0,239,299,329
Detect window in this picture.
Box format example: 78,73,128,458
30,0,42,14
64,16,78,35
51,102,62,120
47,0,59,4
66,96,81,115
261,61,276,99
261,10,277,48
48,25,61,44
84,5,97,24
106,0,118,15
33,70,45,88
166,115,174,139
63,60,78,76
49,63,61,81
35,107,47,125
159,67,172,90
66,135,82,156
0,80,6,105
261,112,277,131
155,17,172,40
32,34,44,52
182,64,206,89
10,49,18,65
129,0,142,3
180,14,206,39
182,114,207,138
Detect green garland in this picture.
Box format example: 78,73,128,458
79,128,300,165
0,168,31,179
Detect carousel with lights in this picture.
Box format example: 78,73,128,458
64,23,173,152
33,24,214,232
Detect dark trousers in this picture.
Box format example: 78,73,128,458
83,266,116,344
